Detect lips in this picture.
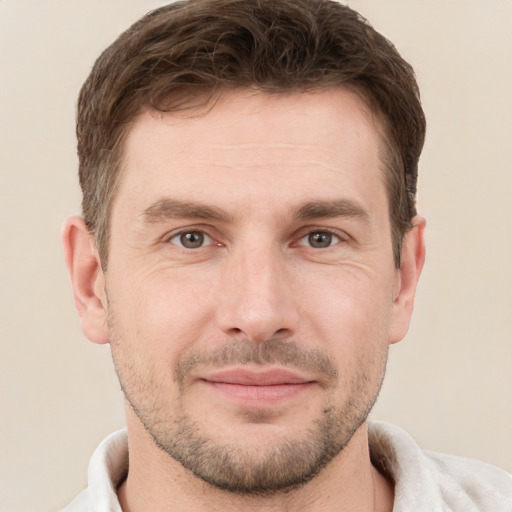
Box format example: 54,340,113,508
204,368,312,385
199,368,315,402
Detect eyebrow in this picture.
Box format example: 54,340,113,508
141,198,233,224
141,198,369,224
295,199,370,222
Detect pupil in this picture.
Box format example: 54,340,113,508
309,232,331,248
181,232,204,248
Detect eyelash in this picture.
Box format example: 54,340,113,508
295,229,343,249
165,227,348,251
167,230,218,249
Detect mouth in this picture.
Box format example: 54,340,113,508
199,368,316,403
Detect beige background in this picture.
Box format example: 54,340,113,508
1,1,511,511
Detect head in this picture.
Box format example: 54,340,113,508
65,0,426,498
77,0,425,270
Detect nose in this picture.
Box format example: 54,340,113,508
215,243,300,342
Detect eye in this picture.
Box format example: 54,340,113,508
298,231,341,249
169,230,213,249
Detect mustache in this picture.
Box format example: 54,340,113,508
174,338,338,387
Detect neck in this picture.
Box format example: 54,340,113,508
118,416,394,512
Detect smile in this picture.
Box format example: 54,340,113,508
199,368,316,403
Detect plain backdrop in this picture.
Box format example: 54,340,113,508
1,1,511,511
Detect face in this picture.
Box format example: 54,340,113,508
95,89,414,493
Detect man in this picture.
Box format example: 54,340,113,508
61,0,512,510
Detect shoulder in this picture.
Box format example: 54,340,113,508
368,420,512,511
424,449,512,509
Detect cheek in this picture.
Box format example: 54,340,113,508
303,274,392,404
306,289,391,429
107,268,218,359
298,267,395,353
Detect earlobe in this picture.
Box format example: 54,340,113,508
62,216,109,344
389,216,426,344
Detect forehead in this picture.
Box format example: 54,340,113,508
116,88,387,220
128,88,382,153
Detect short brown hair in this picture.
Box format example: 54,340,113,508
77,0,426,268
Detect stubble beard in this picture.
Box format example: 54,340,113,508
110,329,388,495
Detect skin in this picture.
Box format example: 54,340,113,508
63,88,425,512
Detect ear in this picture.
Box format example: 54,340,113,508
62,215,109,344
389,216,426,344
